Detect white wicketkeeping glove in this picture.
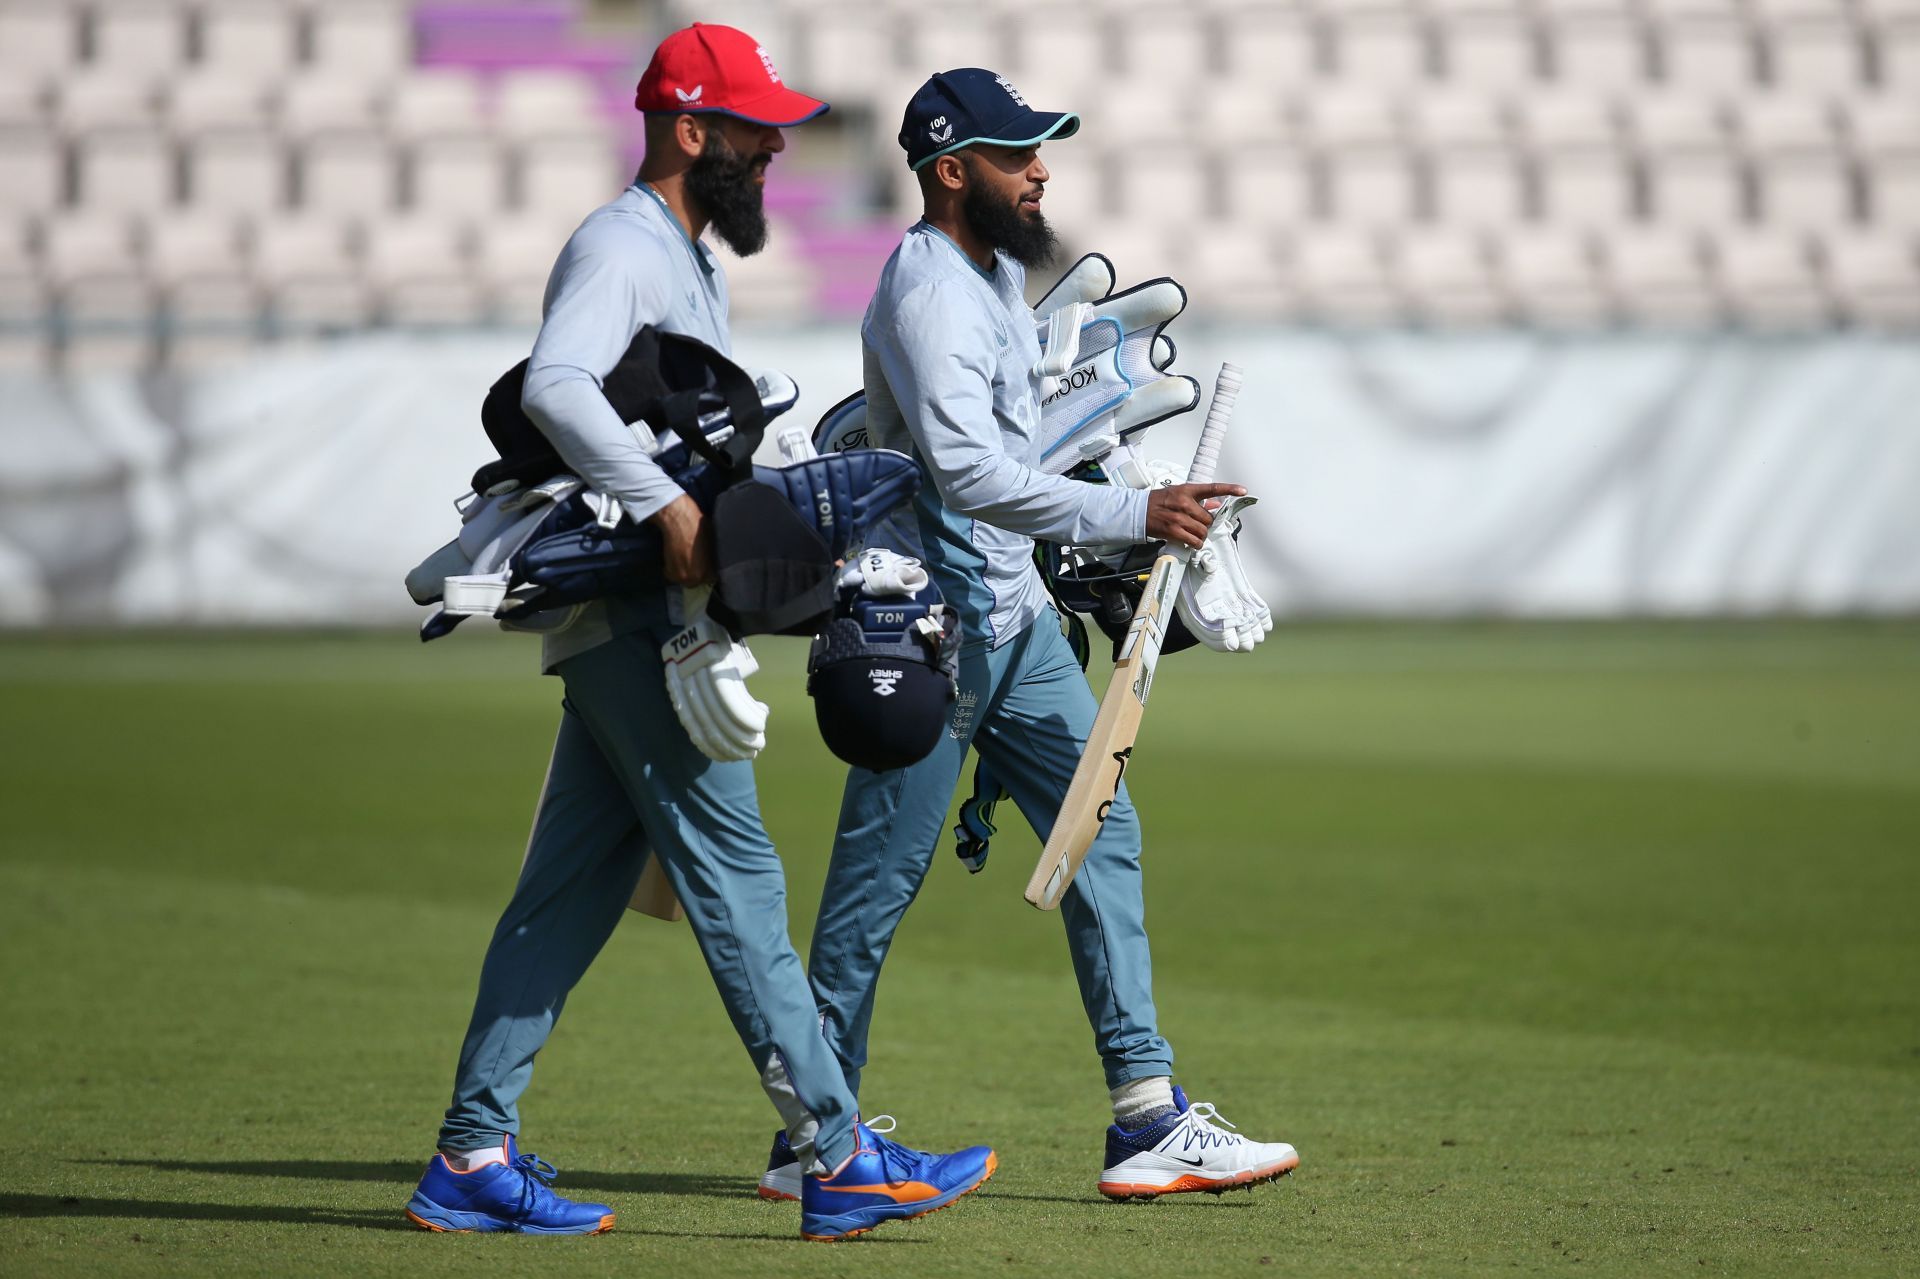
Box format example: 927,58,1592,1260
662,589,769,762
1028,253,1200,476
835,548,929,597
1177,494,1274,653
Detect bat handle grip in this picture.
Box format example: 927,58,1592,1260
1187,362,1242,486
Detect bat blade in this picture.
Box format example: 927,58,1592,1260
1023,552,1177,910
1023,362,1243,911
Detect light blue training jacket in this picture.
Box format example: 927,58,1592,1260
860,223,1150,652
519,183,731,671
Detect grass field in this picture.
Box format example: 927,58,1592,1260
2,621,1917,1277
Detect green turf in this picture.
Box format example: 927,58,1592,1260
2,622,1917,1277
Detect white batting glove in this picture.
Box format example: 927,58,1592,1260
1177,494,1274,653
662,612,769,762
835,548,929,597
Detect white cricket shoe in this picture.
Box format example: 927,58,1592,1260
757,1130,802,1201
1098,1086,1300,1200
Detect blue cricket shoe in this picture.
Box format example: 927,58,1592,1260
800,1118,996,1241
405,1136,615,1234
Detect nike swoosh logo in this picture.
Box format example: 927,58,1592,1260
1169,1156,1205,1167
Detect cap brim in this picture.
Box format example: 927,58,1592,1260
715,85,831,127
910,109,1079,170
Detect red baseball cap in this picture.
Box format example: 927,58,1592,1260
634,23,828,127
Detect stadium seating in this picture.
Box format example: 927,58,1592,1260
1,0,1915,367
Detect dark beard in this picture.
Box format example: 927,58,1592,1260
686,130,770,257
960,167,1058,270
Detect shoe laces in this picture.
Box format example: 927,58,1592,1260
1180,1102,1246,1151
856,1114,926,1184
505,1150,562,1220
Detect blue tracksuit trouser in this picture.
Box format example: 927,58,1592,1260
808,612,1175,1100
436,621,859,1170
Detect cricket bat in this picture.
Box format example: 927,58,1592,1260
629,856,685,922
1023,362,1243,911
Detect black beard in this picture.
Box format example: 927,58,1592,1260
686,130,770,257
960,171,1058,270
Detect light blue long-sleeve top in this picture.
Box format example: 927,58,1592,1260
520,183,731,671
861,222,1150,652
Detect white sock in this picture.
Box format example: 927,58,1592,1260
440,1143,507,1171
1111,1076,1176,1126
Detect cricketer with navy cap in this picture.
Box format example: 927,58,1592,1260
403,27,996,1242
754,68,1304,1204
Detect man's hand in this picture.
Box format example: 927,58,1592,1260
650,493,714,585
1147,482,1246,550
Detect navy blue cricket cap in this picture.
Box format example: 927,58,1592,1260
898,68,1079,171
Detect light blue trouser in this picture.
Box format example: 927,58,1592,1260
437,621,859,1170
808,612,1175,1099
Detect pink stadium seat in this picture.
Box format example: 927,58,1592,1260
388,70,489,143
1629,95,1744,229
1541,0,1646,91
73,127,176,214
89,0,188,76
297,132,400,217
0,0,79,72
1430,0,1537,87
1295,230,1399,325
185,129,286,216
1740,97,1852,232
1397,229,1504,323
1821,234,1920,323
309,0,413,81
1602,229,1717,325
197,0,302,80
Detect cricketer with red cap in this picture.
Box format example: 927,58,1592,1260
402,26,997,1242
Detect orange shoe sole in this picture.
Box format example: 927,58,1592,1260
405,1209,615,1235
801,1151,998,1241
1098,1153,1299,1202
757,1186,800,1202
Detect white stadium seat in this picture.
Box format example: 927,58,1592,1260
1430,0,1537,87
1089,84,1186,148
715,228,816,322
184,129,286,215
0,127,62,214
388,69,488,143
197,0,301,80
1397,229,1504,323
1858,0,1920,90
1219,5,1319,85
298,132,400,217
1417,93,1526,228
1847,96,1920,227
1301,91,1413,227
1330,1,1429,82
1601,229,1717,325
168,76,270,135
1740,98,1852,232
1497,228,1607,325
1822,235,1920,324
89,0,188,75
1713,230,1827,326
1629,96,1744,228
1111,148,1215,227
1653,0,1756,94
1112,7,1215,82
366,218,484,325
279,77,383,137
1198,81,1287,144
145,212,256,349
1183,225,1294,321
411,136,507,213
1749,0,1863,93
494,71,605,143
1295,231,1399,325
1222,144,1314,228
1523,94,1632,229
56,73,159,133
1541,0,1646,91
0,76,47,128
309,0,412,81
516,135,622,220
899,11,1005,77
0,0,79,71
44,213,154,364
802,5,900,100
73,127,176,213
253,215,373,330
473,214,568,324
